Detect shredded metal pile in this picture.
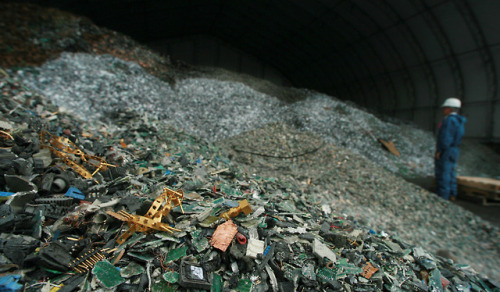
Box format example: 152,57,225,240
1,3,500,291
217,123,500,280
1,73,499,291
12,53,437,178
14,52,500,179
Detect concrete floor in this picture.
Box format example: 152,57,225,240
454,196,500,228
406,176,500,228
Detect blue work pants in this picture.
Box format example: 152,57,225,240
435,148,459,200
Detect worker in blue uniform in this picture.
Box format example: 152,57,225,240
435,97,466,200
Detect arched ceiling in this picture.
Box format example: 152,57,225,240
13,0,500,141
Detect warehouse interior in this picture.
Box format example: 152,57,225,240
22,0,500,143
1,1,500,288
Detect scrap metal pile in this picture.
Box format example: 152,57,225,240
4,3,498,180
1,3,500,291
1,72,499,291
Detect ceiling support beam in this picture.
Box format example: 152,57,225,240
413,0,464,101
453,0,497,141
377,0,440,129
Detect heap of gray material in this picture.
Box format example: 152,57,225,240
6,52,500,283
3,4,500,288
216,122,500,281
280,95,436,176
15,53,284,142
14,52,445,179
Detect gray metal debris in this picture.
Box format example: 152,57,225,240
1,9,500,290
15,53,499,180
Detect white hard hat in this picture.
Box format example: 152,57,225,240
441,97,461,108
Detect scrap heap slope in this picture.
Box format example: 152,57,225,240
1,3,500,290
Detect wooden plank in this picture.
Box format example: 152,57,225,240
378,139,400,156
457,176,500,194
459,186,500,200
456,176,500,205
459,190,500,206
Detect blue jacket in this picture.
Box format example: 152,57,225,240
437,113,466,158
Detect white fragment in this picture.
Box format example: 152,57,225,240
246,238,265,259
196,208,212,222
321,204,332,215
0,120,13,130
265,264,279,292
286,227,307,234
190,266,204,280
313,238,337,263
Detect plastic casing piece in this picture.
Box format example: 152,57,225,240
178,261,212,290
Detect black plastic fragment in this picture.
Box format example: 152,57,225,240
178,261,212,290
36,242,73,272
